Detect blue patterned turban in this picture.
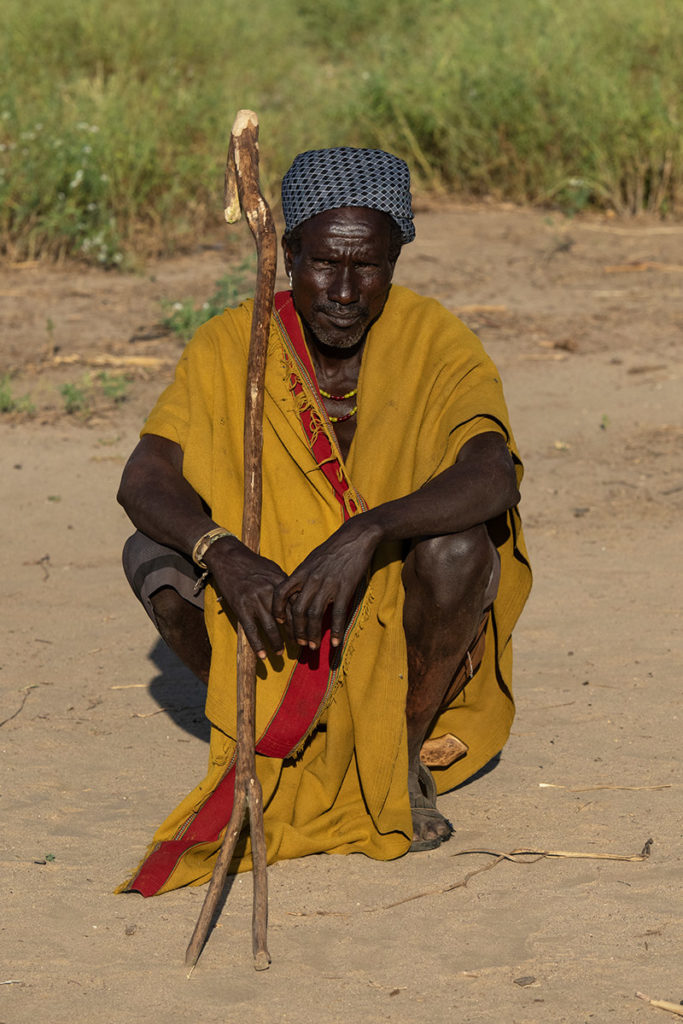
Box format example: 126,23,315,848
281,147,415,244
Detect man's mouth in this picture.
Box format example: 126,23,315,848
305,306,371,349
326,316,358,328
320,308,365,328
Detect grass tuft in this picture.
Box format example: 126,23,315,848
97,371,129,404
162,261,254,340
60,377,93,416
0,374,36,415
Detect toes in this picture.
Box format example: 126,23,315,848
408,765,454,849
411,809,453,845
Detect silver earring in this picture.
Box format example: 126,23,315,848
288,271,293,287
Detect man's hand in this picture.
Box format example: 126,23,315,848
270,432,520,652
272,516,383,650
204,537,288,661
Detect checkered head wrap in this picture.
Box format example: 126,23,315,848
281,147,415,244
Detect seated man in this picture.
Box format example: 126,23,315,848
116,147,531,896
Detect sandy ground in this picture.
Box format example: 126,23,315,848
1,206,682,1024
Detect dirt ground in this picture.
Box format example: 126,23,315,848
1,205,681,1024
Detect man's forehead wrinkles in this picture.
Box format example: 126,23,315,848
305,236,384,259
304,221,380,241
299,212,391,261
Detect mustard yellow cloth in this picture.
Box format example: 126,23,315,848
120,285,531,893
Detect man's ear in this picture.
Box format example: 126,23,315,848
281,237,292,277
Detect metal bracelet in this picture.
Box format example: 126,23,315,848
191,527,235,569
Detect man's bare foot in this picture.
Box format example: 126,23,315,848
408,765,454,852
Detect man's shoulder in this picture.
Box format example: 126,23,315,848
385,285,469,329
385,284,443,312
383,285,482,347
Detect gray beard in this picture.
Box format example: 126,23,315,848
305,306,370,350
309,321,367,349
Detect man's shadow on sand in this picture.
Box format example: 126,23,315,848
145,637,502,788
147,638,211,743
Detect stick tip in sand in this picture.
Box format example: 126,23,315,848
253,950,271,972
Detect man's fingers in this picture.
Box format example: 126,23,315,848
290,585,335,649
272,578,300,622
241,619,268,660
274,580,309,645
287,584,322,648
330,597,351,647
233,597,284,661
284,599,297,646
258,615,285,657
289,599,313,648
276,575,356,649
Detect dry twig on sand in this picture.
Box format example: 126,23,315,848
379,840,652,911
636,992,683,1017
452,838,654,863
604,261,683,274
50,354,174,369
0,685,38,728
539,782,672,792
288,839,653,917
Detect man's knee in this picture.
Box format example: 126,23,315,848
402,526,495,608
122,530,205,628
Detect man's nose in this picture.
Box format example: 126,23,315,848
328,264,357,305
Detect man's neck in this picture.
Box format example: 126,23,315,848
303,326,365,387
302,325,362,461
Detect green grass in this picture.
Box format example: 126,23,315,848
0,375,16,412
161,259,253,340
0,374,36,415
1,371,132,418
96,371,129,403
2,0,681,264
60,378,93,415
60,371,132,415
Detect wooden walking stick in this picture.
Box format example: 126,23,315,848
185,109,277,973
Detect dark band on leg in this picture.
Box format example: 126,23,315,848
122,531,204,628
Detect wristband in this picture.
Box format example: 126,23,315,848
191,527,235,569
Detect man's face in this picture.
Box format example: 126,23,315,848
283,207,396,350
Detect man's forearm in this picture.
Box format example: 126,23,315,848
117,436,219,556
359,431,519,546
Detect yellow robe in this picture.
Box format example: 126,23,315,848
118,285,531,893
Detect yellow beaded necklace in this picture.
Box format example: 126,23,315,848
318,386,358,400
319,385,358,422
328,405,358,423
